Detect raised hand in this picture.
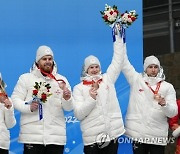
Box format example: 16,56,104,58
154,94,166,106
63,87,71,100
92,82,99,90
89,87,98,100
3,99,12,109
59,82,66,90
0,94,7,103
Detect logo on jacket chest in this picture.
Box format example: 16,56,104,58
139,88,144,92
55,89,62,95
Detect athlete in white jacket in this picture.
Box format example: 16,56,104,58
0,73,16,154
122,33,178,154
73,34,125,154
11,46,73,154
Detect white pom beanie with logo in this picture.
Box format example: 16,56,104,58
143,55,160,71
84,55,101,72
36,45,54,62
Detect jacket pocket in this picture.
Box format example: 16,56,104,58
109,113,124,130
21,114,39,125
0,129,9,141
81,118,100,132
125,114,141,127
147,118,168,136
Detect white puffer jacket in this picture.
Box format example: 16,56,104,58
0,102,16,150
11,64,73,145
73,37,125,145
122,43,178,145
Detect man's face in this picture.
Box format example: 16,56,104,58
146,64,159,77
37,55,53,73
87,64,100,76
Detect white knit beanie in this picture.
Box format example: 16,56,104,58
84,55,101,72
143,55,160,71
36,45,54,62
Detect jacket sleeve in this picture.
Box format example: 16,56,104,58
169,114,179,130
169,100,180,130
106,36,125,84
162,84,178,118
4,100,16,129
11,74,32,113
73,85,97,121
122,41,139,85
61,78,73,111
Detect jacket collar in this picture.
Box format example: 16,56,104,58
30,62,57,79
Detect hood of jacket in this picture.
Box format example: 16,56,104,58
142,66,165,86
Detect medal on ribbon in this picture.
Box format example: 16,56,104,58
145,81,162,101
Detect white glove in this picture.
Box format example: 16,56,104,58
172,126,180,138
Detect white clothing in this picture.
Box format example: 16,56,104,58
122,43,177,145
11,65,73,145
0,102,16,150
73,37,125,145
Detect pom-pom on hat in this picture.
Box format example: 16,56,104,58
84,55,101,73
36,45,54,62
143,55,160,71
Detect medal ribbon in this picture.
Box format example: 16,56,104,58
83,79,102,85
39,68,66,84
39,103,43,120
25,97,43,120
0,92,7,98
145,81,161,94
112,24,126,43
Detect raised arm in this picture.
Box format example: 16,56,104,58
121,37,139,85
106,35,125,83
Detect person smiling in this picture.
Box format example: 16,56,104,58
11,45,73,154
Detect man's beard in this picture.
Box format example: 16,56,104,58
41,65,52,73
